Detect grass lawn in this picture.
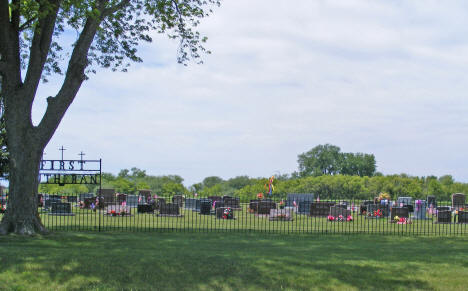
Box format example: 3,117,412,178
3,203,463,235
1,232,468,290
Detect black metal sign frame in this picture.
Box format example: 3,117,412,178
39,159,102,186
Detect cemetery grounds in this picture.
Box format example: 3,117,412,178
1,198,467,235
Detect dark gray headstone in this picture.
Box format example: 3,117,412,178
200,199,212,215
458,211,468,223
66,196,77,203
437,210,452,223
159,203,180,216
298,201,312,214
50,202,74,216
79,193,94,202
223,197,240,209
258,201,276,215
172,195,184,207
452,193,466,210
391,207,409,220
286,193,314,207
137,204,153,213
310,202,335,217
329,206,351,218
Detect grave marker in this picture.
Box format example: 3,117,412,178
49,202,75,216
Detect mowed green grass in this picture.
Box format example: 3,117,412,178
1,232,468,290
20,204,468,235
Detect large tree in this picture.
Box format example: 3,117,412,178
0,0,220,235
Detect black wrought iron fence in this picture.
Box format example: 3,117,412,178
2,194,468,235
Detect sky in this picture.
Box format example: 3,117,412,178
32,0,468,186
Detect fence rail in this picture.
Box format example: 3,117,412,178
1,195,468,235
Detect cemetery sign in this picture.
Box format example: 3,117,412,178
39,159,101,186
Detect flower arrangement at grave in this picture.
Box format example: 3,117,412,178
120,209,127,216
0,203,6,214
393,216,412,224
222,207,233,219
367,209,383,218
279,200,285,209
328,215,353,222
109,210,117,216
257,193,264,200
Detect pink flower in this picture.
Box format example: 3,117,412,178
347,215,353,221
328,215,335,221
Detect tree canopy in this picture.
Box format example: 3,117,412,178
298,144,376,177
0,0,221,235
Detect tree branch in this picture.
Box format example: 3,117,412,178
37,15,102,145
23,0,61,100
18,16,38,32
101,0,130,17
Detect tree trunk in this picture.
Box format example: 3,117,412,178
0,101,48,235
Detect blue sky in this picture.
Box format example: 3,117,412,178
32,0,468,186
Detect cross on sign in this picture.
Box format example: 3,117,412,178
59,146,66,160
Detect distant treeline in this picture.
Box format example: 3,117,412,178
40,168,468,202
37,144,467,201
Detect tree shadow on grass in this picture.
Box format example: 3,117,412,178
1,232,468,290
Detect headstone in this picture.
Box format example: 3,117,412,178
458,211,468,223
67,196,77,203
286,193,314,207
43,197,61,211
452,193,466,210
269,209,293,221
310,202,335,217
258,201,276,215
413,200,427,219
116,193,127,204
49,202,74,216
298,201,312,214
249,200,260,213
391,207,409,220
139,189,152,200
172,195,184,207
156,198,166,210
329,206,351,218
137,204,154,213
185,198,199,210
159,203,180,216
208,196,222,203
213,201,224,210
49,194,62,200
427,195,437,208
79,193,94,202
223,197,241,209
360,200,373,215
200,199,212,215
397,197,414,212
97,188,115,204
126,195,139,207
437,210,452,223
